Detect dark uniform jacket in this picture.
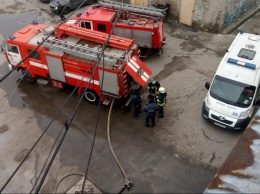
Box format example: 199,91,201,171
156,92,167,106
147,81,160,96
143,102,159,117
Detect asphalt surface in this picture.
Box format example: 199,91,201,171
1,0,259,193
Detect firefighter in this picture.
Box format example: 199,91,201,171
147,79,160,102
131,89,142,119
143,98,159,127
156,87,167,118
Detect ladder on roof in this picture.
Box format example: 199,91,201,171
98,0,165,17
43,38,123,64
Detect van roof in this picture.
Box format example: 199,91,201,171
216,32,260,86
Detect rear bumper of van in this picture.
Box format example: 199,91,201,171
202,102,250,130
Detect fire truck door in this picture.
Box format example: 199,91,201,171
125,55,152,87
6,44,22,66
99,70,118,96
45,55,66,82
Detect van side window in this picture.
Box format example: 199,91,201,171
28,49,41,60
7,44,19,54
80,21,91,29
238,48,255,60
97,23,106,32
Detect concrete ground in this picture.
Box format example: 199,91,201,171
1,0,258,193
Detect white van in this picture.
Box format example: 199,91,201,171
202,32,260,130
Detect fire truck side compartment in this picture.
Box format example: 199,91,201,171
99,70,119,97
45,54,66,82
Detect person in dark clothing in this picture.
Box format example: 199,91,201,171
57,1,65,21
147,79,160,102
156,87,167,118
131,89,142,119
143,98,159,127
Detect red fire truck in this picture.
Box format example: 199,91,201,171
66,0,166,57
2,21,152,105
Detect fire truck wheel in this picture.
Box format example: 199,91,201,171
21,68,35,84
157,48,162,57
84,90,99,104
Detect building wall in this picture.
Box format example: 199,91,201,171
146,0,260,32
193,0,260,32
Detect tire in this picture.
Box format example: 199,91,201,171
83,90,99,104
21,68,35,84
157,47,163,57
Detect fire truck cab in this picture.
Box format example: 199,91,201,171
66,0,166,58
3,21,152,106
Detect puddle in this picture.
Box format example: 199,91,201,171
14,149,29,162
0,125,8,134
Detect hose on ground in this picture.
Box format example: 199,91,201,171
107,99,133,193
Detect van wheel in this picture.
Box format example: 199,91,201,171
21,68,35,84
83,90,99,104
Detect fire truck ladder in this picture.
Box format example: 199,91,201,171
43,38,121,64
98,0,165,17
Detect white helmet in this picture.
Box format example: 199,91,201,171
159,87,166,93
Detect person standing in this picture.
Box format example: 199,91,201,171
147,79,160,102
131,89,142,119
143,98,159,127
156,87,167,118
57,1,65,21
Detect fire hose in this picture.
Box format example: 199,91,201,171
107,99,133,193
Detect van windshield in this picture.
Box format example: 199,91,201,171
210,75,256,108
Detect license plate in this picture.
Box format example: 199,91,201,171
214,122,226,128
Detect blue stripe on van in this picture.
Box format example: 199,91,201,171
227,58,256,69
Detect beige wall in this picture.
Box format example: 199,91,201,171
130,0,149,7
144,0,260,32
179,0,195,26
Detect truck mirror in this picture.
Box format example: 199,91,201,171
205,82,210,90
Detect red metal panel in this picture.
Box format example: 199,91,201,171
125,55,152,87
80,7,116,22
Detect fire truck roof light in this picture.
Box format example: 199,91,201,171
32,20,38,25
227,58,256,70
9,35,15,40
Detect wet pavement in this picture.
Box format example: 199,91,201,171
0,0,254,193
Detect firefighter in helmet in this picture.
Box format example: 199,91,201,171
156,87,167,118
147,78,160,102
